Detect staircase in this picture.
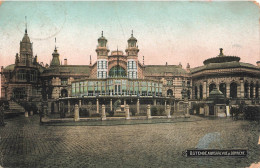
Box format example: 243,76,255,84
7,100,25,113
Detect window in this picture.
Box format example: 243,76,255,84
17,70,26,80
109,66,126,77
167,80,173,86
61,78,68,85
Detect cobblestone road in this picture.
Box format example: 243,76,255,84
0,115,259,168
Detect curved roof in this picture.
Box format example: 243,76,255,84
191,61,259,73
144,65,188,75
128,36,137,41
3,64,15,71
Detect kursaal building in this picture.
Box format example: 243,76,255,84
1,28,260,116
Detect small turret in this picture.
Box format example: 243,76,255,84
50,38,60,66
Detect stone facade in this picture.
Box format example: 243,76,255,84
1,30,260,114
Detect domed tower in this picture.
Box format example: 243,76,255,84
19,26,33,66
50,38,60,66
96,31,109,78
125,30,139,79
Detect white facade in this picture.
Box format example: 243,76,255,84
97,59,108,79
127,59,138,79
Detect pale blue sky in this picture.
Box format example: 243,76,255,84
0,1,259,67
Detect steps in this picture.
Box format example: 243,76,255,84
8,101,25,113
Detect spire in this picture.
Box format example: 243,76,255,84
90,55,92,65
131,30,133,37
101,31,103,37
55,37,57,50
143,56,144,66
25,16,27,34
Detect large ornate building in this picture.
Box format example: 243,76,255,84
1,28,260,114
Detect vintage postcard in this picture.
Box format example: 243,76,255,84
0,1,259,168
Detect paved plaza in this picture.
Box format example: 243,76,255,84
0,115,259,168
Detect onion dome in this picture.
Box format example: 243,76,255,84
128,30,137,42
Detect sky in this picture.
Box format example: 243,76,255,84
0,1,259,69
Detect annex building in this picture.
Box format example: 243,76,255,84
1,28,260,116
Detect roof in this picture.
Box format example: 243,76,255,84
22,33,30,43
3,64,15,71
43,65,90,75
144,65,188,75
191,61,259,73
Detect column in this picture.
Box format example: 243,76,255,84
74,104,79,122
110,99,113,111
101,104,106,120
124,99,126,111
153,99,156,106
240,80,244,98
166,105,171,118
253,86,255,98
206,84,210,98
125,105,130,120
226,83,230,98
68,100,71,114
79,100,82,108
203,81,207,99
137,99,140,114
96,99,99,113
147,105,151,119
164,100,167,112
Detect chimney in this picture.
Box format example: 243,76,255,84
64,59,67,65
179,62,182,68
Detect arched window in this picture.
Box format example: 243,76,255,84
195,86,198,99
61,89,68,97
109,66,126,77
244,82,249,98
199,85,203,99
250,82,254,98
167,89,173,96
230,82,237,98
219,83,226,97
209,83,216,93
256,82,259,98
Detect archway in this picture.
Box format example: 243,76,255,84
219,83,226,97
199,85,203,99
209,83,216,93
244,82,249,98
195,86,198,99
256,82,259,98
61,89,68,97
250,82,254,98
230,82,237,98
167,89,173,96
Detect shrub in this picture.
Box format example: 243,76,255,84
108,110,114,117
151,106,158,116
131,108,136,116
79,108,90,117
157,106,165,116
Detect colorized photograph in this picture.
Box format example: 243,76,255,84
0,1,259,168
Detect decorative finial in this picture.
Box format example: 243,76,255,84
219,48,223,56
25,16,27,33
131,30,133,37
55,37,57,50
143,56,144,66
90,55,92,65
101,31,103,37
